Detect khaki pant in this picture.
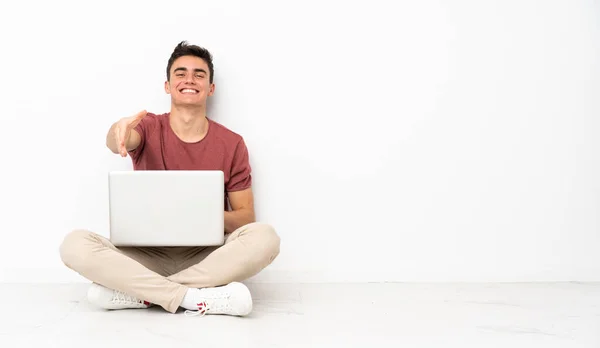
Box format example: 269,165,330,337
59,222,280,313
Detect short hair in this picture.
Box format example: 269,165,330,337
166,41,214,83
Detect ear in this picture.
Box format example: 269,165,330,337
208,83,215,96
164,81,171,94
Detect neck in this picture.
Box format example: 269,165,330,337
169,105,209,143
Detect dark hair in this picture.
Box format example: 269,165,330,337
166,41,214,83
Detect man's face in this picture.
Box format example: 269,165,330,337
165,55,214,107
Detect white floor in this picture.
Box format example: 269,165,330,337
1,282,599,347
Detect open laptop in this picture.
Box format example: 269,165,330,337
108,170,224,247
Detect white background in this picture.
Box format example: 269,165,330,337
0,0,598,283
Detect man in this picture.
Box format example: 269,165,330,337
59,41,281,317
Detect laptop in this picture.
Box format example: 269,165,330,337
108,170,225,247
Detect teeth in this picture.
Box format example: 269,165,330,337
181,89,198,94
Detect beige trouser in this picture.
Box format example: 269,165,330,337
59,222,280,313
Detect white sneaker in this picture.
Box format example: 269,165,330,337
87,283,151,310
184,282,253,317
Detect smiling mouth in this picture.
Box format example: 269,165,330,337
180,88,199,94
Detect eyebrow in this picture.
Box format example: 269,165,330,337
173,67,207,75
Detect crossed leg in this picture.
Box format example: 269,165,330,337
59,222,280,314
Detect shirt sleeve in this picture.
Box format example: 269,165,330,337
227,137,252,192
127,114,155,162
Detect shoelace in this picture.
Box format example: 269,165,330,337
183,288,237,317
112,290,147,307
185,301,209,317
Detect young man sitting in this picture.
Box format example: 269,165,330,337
59,41,281,317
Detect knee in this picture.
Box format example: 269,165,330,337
250,222,281,258
59,229,94,271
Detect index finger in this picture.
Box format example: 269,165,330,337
128,110,147,127
134,110,147,120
